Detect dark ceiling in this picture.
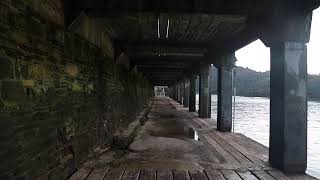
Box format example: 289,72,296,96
64,0,320,86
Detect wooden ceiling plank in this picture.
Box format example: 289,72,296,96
181,15,192,40
200,18,220,41
196,15,215,40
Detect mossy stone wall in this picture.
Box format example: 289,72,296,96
0,1,153,179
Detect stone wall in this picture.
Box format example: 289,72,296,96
0,0,153,179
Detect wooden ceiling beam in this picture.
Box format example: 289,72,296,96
126,40,208,48
133,58,199,64
204,15,263,65
137,66,187,69
128,52,205,58
77,0,255,16
143,70,181,74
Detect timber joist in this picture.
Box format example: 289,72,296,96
63,0,320,85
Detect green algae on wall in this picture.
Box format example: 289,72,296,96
0,1,153,179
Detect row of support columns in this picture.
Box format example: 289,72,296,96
169,58,233,132
168,36,309,173
169,9,312,174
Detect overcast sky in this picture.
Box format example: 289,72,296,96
236,8,320,75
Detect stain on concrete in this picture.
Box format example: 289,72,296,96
82,98,227,172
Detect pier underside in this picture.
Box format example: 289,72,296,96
1,0,320,178
70,97,314,180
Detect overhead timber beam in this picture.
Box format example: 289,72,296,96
133,58,199,64
126,40,208,48
64,0,320,19
205,0,320,66
134,61,188,67
128,52,205,59
145,72,172,76
205,15,263,65
78,0,257,16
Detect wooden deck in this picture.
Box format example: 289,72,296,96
69,97,316,180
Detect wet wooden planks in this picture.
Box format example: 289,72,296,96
157,170,173,180
68,98,313,180
182,104,269,167
69,168,290,180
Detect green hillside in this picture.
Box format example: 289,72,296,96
195,66,320,99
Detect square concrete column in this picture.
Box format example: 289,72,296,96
269,42,307,173
217,65,233,132
208,67,214,118
184,79,189,107
189,75,196,112
175,84,179,102
199,65,210,118
180,82,185,105
173,85,176,100
171,87,175,99
177,83,181,103
170,86,174,99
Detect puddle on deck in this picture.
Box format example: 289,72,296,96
186,127,199,141
148,125,200,141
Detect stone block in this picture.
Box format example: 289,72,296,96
1,80,26,102
0,51,14,79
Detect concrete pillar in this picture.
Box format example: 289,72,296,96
269,42,307,173
217,65,232,132
170,86,174,99
261,9,312,173
189,75,196,112
173,85,176,100
183,79,189,107
180,82,185,105
208,67,214,118
177,83,181,103
199,65,210,118
175,84,179,102
172,85,175,100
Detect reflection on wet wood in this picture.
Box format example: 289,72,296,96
157,170,173,180
69,97,315,180
220,169,242,180
189,170,208,180
205,170,225,180
69,168,91,180
174,170,191,180
103,168,124,180
139,169,156,180
86,168,109,180
121,169,140,180
237,170,259,180
252,170,276,180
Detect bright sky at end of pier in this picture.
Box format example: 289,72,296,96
236,8,320,75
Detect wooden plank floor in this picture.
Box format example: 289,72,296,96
69,97,316,180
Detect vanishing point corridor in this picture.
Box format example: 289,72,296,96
1,0,320,179
70,97,314,180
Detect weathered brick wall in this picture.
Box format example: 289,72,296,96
0,1,153,179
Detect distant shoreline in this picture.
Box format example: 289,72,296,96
197,66,320,102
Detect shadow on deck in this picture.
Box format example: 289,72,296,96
69,97,315,180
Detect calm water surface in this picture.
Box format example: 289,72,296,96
196,95,320,179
